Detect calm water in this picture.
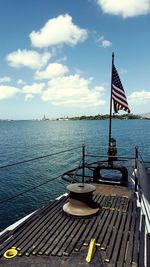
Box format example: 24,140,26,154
0,119,149,231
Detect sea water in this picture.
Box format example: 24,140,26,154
0,119,149,231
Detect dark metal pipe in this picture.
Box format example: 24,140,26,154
82,145,85,184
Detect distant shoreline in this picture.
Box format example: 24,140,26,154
57,113,150,121
0,114,150,121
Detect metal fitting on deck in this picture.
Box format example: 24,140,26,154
3,248,18,259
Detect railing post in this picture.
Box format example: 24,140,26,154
135,146,138,168
134,146,138,191
82,145,85,184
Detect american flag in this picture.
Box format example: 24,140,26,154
112,64,130,113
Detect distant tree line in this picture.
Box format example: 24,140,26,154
68,113,141,120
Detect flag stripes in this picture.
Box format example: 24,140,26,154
112,64,130,113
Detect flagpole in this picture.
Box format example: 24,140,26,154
108,52,114,160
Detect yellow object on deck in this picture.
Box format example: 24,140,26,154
86,238,96,263
3,248,18,259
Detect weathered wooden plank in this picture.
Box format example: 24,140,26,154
93,192,99,202
88,209,107,245
74,217,96,252
114,196,121,211
31,215,73,255
99,195,106,206
57,219,85,256
84,210,109,246
116,199,133,267
104,211,122,263
101,195,112,209
94,194,104,205
51,218,87,256
120,196,129,212
107,196,115,209
0,198,57,245
39,215,72,256
0,202,63,257
132,196,137,213
18,212,66,256
111,196,118,210
101,210,118,250
15,202,64,250
132,207,140,266
124,210,136,267
0,231,11,246
111,212,127,264
96,209,114,247
62,219,88,256
0,197,66,256
0,191,138,267
38,219,78,256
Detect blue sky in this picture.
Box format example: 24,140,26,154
0,0,150,119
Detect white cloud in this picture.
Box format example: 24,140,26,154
30,14,88,48
41,74,105,107
35,63,69,80
0,85,19,100
17,79,26,85
129,90,150,104
74,68,85,76
0,76,11,83
96,0,150,18
99,36,112,48
22,83,45,94
101,39,112,48
6,50,51,69
25,94,34,101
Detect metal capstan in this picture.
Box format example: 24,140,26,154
63,183,100,216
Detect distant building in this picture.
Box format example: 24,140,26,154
42,115,49,121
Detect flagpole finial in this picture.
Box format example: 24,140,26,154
112,52,114,59
112,52,114,65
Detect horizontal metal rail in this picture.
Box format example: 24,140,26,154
0,146,81,169
86,154,135,160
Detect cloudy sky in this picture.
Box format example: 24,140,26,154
0,0,150,119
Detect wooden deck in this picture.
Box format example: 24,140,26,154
0,186,145,267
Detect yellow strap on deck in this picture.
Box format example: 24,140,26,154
86,238,96,263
